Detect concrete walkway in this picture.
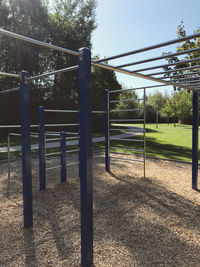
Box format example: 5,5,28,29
0,126,143,153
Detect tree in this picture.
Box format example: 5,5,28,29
113,89,138,119
146,91,167,125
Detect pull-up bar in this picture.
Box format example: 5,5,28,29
92,61,194,91
0,29,79,56
28,65,78,81
116,47,200,69
0,71,20,79
94,32,200,63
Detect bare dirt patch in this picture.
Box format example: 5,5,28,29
0,152,200,266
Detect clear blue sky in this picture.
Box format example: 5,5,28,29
91,0,200,96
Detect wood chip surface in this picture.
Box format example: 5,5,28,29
0,152,200,266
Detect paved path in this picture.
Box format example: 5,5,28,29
0,126,143,153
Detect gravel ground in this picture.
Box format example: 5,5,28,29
0,152,200,266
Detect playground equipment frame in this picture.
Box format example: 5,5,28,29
1,28,200,267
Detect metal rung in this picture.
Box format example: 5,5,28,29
110,108,143,112
110,156,144,163
46,131,79,135
111,146,144,152
45,123,79,127
109,98,143,103
67,137,79,141
45,133,60,136
45,109,79,113
110,128,130,131
45,152,61,156
111,151,143,156
110,119,144,122
109,88,145,94
110,131,142,134
92,111,105,114
45,138,61,142
67,161,79,166
110,138,144,142
67,149,80,153
46,165,60,171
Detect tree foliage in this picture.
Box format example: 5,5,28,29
0,0,121,133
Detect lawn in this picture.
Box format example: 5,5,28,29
0,124,199,163
112,123,199,162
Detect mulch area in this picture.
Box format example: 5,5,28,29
0,152,200,266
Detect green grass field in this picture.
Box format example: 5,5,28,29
0,124,198,162
118,123,199,162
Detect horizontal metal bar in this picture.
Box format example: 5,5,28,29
109,88,144,94
158,70,200,79
0,71,20,79
45,138,60,142
45,123,79,127
45,131,79,135
111,151,143,156
110,108,143,113
0,29,79,56
67,136,79,141
28,65,78,81
109,98,143,103
92,62,193,91
131,57,200,73
8,133,21,136
66,161,79,166
111,146,144,152
178,81,200,85
110,84,171,94
149,64,200,76
110,119,144,122
0,87,19,94
67,149,80,153
110,156,144,163
117,47,200,68
8,133,38,138
171,76,200,82
92,111,105,114
45,109,79,113
46,165,61,171
94,33,200,63
110,128,130,131
0,124,38,128
45,152,61,156
44,133,60,136
110,138,144,142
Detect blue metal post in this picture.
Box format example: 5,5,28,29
105,89,110,172
20,71,33,228
60,131,66,182
38,106,46,190
192,90,199,190
78,47,93,267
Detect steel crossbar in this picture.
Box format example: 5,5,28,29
94,32,200,63
0,29,79,56
110,155,144,163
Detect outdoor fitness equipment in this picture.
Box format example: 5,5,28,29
1,28,200,267
105,87,146,177
38,106,80,190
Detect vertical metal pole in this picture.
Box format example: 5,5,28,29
8,134,11,180
143,88,146,179
192,90,199,190
60,131,66,182
78,47,93,267
105,89,110,172
38,106,46,190
20,70,33,228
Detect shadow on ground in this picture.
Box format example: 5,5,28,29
1,154,200,266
